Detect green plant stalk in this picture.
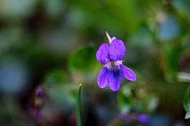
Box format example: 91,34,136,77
76,83,82,126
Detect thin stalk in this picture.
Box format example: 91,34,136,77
76,83,82,126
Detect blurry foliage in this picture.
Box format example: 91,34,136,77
183,86,190,119
162,42,182,81
68,44,98,73
43,69,70,85
68,44,101,84
0,0,190,125
118,81,158,114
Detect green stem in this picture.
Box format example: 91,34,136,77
76,83,82,126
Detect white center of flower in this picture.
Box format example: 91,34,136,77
105,60,122,70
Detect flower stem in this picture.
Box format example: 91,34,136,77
105,31,112,44
76,83,82,126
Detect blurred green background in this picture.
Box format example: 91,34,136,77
0,0,190,126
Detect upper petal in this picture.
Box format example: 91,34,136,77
96,43,110,64
121,65,136,81
97,67,109,88
109,69,123,91
109,38,126,61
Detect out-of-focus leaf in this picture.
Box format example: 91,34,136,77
106,0,144,35
68,44,99,73
184,86,190,119
162,42,182,81
68,44,101,83
43,69,69,85
65,0,144,36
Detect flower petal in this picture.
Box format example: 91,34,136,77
109,38,126,61
121,65,136,81
96,43,110,64
97,67,109,88
109,69,123,91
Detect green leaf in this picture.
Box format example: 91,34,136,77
68,44,99,73
163,42,182,81
184,86,190,119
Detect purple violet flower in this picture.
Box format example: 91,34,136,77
96,32,136,91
